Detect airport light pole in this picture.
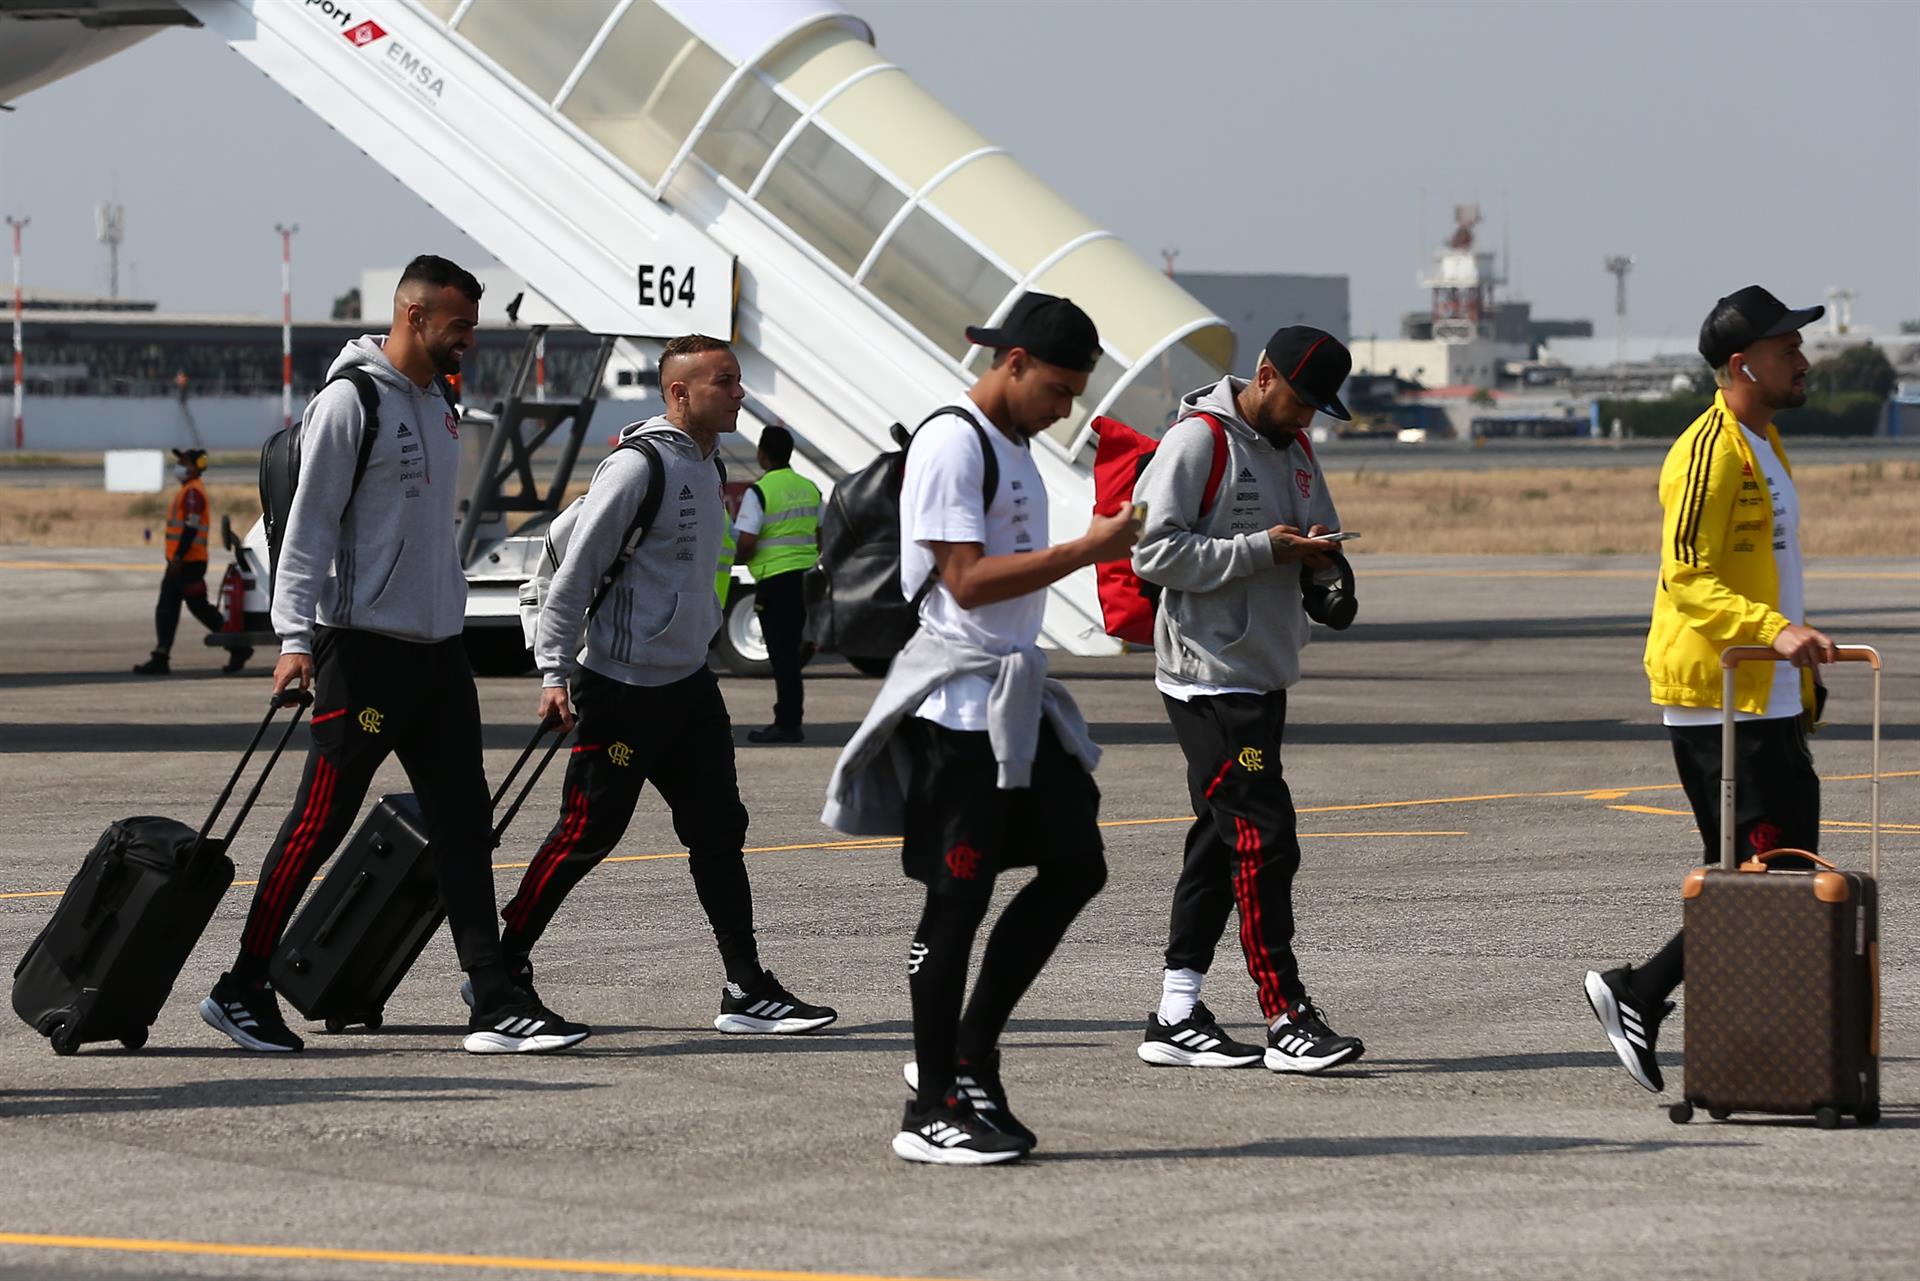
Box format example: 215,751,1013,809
276,223,298,429
7,215,26,450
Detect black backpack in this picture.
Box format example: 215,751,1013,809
802,406,998,661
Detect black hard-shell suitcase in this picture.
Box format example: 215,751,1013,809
269,719,564,1032
1675,644,1883,1128
11,691,312,1054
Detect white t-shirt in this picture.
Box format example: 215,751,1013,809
1663,424,1803,726
733,485,764,536
899,399,1048,731
1156,674,1263,702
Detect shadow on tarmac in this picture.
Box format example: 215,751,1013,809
0,1073,604,1120
1037,1131,1749,1163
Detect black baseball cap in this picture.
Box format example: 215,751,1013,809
171,448,207,468
1264,326,1352,421
1698,286,1824,369
965,292,1102,373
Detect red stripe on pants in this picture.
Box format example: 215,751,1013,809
1233,815,1288,1018
245,755,337,956
1204,757,1235,799
505,782,587,931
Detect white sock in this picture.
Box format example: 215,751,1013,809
1157,968,1204,1025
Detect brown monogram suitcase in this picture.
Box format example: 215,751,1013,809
1675,645,1882,1128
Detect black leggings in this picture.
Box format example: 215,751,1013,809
909,860,1106,1107
155,560,224,654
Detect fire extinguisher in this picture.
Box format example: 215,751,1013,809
219,563,248,632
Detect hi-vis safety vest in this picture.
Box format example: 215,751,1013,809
743,467,822,583
166,477,211,563
716,513,735,607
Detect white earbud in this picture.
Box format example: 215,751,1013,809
1740,364,1759,383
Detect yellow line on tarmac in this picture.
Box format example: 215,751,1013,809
0,1231,964,1281
1608,804,1693,816
0,560,148,572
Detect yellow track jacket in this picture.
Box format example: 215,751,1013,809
1644,391,1812,717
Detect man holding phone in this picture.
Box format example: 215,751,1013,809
1129,326,1366,1075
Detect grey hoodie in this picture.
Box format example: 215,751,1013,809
1130,375,1342,691
821,628,1101,836
272,336,468,655
535,417,725,689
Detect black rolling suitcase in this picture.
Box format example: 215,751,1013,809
12,691,312,1055
269,719,564,1032
1674,644,1884,1129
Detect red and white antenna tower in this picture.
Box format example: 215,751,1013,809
276,223,299,429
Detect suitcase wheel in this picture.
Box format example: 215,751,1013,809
1857,1105,1880,1127
1708,1108,1731,1122
119,1028,149,1051
1667,1101,1693,1125
47,1020,78,1057
1815,1107,1842,1130
364,1011,383,1031
325,1018,349,1035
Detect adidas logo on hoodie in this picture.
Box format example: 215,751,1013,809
396,422,413,437
1238,467,1255,481
679,484,693,499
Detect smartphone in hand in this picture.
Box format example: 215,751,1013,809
1317,531,1361,543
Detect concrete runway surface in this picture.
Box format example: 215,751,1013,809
0,548,1914,1281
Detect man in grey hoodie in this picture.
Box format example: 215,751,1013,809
1130,326,1366,1077
200,256,588,1057
499,335,837,1037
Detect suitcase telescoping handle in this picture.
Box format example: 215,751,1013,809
198,689,315,847
488,715,569,844
1719,645,1880,878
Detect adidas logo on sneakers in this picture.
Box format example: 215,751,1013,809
1621,1004,1648,1050
1273,1032,1317,1056
1169,1028,1222,1053
493,1016,549,1037
743,999,795,1019
221,1002,259,1031
918,1120,971,1148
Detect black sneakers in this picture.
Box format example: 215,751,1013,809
459,957,539,1011
892,1097,1031,1166
463,992,590,1055
903,1051,1036,1147
1584,967,1671,1093
131,652,171,676
746,724,804,744
1137,1000,1265,1068
220,646,254,675
714,970,837,1034
200,972,303,1052
1265,999,1365,1074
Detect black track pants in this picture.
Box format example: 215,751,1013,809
155,560,224,654
233,627,503,981
1161,690,1307,1019
1631,715,1822,1006
500,665,759,979
755,570,807,730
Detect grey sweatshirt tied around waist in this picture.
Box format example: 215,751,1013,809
1130,375,1343,692
820,629,1102,836
272,336,468,655
535,418,725,689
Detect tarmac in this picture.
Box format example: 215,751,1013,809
0,547,1915,1281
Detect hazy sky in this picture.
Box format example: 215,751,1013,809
2,0,1914,338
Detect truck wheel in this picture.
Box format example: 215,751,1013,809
464,627,534,677
713,584,773,678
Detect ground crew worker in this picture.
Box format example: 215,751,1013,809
134,448,242,675
1584,285,1836,1095
734,425,821,743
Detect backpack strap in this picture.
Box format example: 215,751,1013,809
586,436,667,619
1185,411,1231,518
905,405,1002,609
325,368,382,500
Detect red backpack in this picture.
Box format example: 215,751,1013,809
1090,412,1230,645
